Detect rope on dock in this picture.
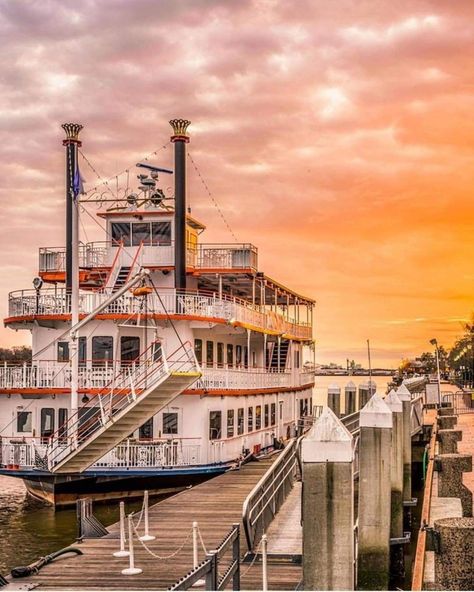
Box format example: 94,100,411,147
197,525,208,555
241,536,264,577
131,519,192,560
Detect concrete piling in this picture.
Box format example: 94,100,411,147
327,384,341,417
385,389,404,575
396,383,412,505
438,415,458,430
301,407,354,591
358,382,369,410
436,453,473,517
357,394,393,590
434,517,474,590
345,381,356,415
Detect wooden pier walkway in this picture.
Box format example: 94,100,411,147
9,456,281,591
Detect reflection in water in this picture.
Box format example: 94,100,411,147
0,476,143,574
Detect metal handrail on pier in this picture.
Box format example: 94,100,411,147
242,437,301,552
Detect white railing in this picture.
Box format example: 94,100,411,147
7,288,312,340
0,363,314,391
39,242,257,273
0,439,202,469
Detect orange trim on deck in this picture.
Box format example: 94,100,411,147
4,313,312,342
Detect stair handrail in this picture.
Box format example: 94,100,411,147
125,240,144,283
45,340,199,469
103,240,124,291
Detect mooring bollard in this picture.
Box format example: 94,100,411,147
345,381,356,415
301,407,354,591
139,490,156,542
327,384,341,417
121,514,142,576
262,534,268,592
113,501,130,558
357,394,392,591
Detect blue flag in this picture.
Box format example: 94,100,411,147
73,165,85,200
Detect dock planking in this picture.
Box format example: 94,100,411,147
11,456,279,590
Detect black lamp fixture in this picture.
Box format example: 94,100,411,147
81,394,90,404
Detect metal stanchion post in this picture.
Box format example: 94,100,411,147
113,501,130,558
139,490,156,542
262,534,268,592
121,514,142,576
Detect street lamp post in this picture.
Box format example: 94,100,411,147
430,338,441,408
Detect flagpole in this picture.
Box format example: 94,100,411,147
367,339,372,391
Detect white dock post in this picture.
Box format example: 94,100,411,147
262,534,268,592
121,514,142,576
357,394,392,590
139,490,156,542
301,407,354,590
192,521,205,587
113,501,130,558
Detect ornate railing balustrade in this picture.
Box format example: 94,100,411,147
7,288,312,339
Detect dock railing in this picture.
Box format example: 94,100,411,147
169,523,240,591
242,438,300,552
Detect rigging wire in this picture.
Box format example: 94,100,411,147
79,142,170,199
187,152,239,243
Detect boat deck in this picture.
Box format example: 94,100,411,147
5,456,291,591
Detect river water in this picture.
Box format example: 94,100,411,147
0,374,393,576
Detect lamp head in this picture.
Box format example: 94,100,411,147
430,338,437,347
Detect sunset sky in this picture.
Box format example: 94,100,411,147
1,0,473,367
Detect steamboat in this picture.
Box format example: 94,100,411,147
0,120,315,507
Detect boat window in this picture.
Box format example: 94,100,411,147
41,408,55,442
226,344,234,368
152,341,163,362
252,351,257,368
58,408,68,441
120,336,140,364
152,222,172,246
131,222,150,247
79,337,87,367
206,341,214,367
264,404,269,428
271,403,276,426
237,408,244,435
194,339,203,364
139,418,154,440
243,346,248,369
78,407,101,439
209,411,222,440
92,336,113,366
236,345,242,368
255,405,262,430
57,341,69,362
163,412,178,435
217,343,224,368
279,401,284,420
247,407,253,432
227,409,234,438
17,411,32,433
111,222,131,247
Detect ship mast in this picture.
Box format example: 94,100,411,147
62,123,83,416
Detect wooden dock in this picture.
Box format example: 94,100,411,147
7,456,291,591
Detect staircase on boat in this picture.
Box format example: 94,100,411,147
267,339,290,371
112,266,131,292
46,341,200,474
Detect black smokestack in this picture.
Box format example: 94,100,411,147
169,119,190,292
61,123,83,294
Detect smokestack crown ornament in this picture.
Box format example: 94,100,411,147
62,123,83,146
169,119,190,143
